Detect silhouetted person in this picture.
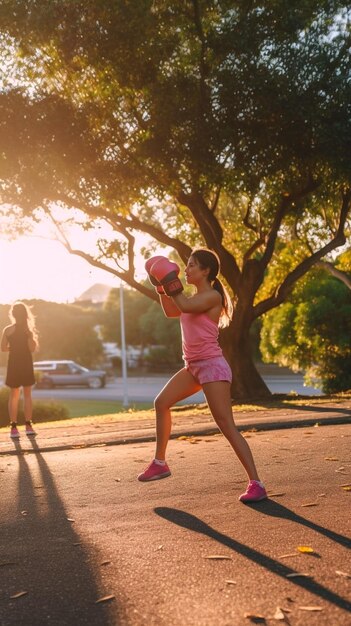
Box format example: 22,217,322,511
1,301,38,438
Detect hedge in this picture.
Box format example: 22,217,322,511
0,387,69,427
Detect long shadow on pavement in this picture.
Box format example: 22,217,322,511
0,437,118,626
154,507,351,612
248,499,351,549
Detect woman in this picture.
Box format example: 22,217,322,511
138,249,267,503
1,301,38,438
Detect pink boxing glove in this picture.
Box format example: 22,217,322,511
145,256,167,294
150,258,183,297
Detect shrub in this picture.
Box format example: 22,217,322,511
0,387,69,427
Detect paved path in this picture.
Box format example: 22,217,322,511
0,424,350,625
0,398,350,455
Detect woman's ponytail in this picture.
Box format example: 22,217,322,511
213,277,233,328
191,248,233,328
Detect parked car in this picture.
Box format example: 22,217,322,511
33,360,106,389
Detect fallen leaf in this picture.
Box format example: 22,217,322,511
318,493,326,497
286,573,311,578
100,561,111,566
67,518,75,522
325,457,339,461
335,570,351,578
301,502,318,507
273,607,285,620
297,546,314,553
341,486,351,491
340,483,351,487
267,492,286,497
10,591,28,599
114,478,121,482
298,606,323,612
205,555,232,560
73,543,81,546
95,595,115,604
21,510,28,516
244,613,266,623
278,553,300,559
225,579,237,585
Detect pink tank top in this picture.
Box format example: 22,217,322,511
180,312,223,362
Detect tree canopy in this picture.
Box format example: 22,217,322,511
0,1,350,397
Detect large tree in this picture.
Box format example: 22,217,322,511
0,1,350,398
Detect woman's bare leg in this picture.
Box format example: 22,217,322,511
8,388,20,423
202,381,261,481
154,368,201,460
23,386,33,421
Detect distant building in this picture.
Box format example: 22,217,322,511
75,283,112,304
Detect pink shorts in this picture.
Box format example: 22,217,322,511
185,356,232,385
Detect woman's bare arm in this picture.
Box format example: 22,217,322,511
27,332,37,353
159,294,181,318
1,329,10,352
172,290,221,314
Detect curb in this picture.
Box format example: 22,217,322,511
0,413,349,456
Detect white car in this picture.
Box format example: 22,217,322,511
34,360,106,389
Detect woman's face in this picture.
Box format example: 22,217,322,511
185,256,209,284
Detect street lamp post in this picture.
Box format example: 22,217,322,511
120,280,129,408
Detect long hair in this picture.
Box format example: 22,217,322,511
191,248,233,328
9,302,38,342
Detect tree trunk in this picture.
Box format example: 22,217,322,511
220,311,272,401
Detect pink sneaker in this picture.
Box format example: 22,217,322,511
10,424,20,439
138,460,171,482
239,480,268,503
25,421,36,436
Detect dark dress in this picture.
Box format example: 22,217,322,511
5,325,36,388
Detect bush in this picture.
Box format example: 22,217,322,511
0,387,69,427
144,346,182,372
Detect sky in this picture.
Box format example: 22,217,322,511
0,235,119,304
0,208,165,305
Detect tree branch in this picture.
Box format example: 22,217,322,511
316,260,351,290
243,197,259,234
177,190,242,288
45,210,159,301
259,178,321,272
254,189,351,318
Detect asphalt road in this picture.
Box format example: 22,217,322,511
30,373,321,405
1,424,350,625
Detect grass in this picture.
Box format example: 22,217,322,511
58,398,153,418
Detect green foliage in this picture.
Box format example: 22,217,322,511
101,287,149,345
0,386,69,427
143,346,182,372
261,271,351,393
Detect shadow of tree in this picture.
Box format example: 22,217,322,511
0,438,119,626
154,507,351,612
